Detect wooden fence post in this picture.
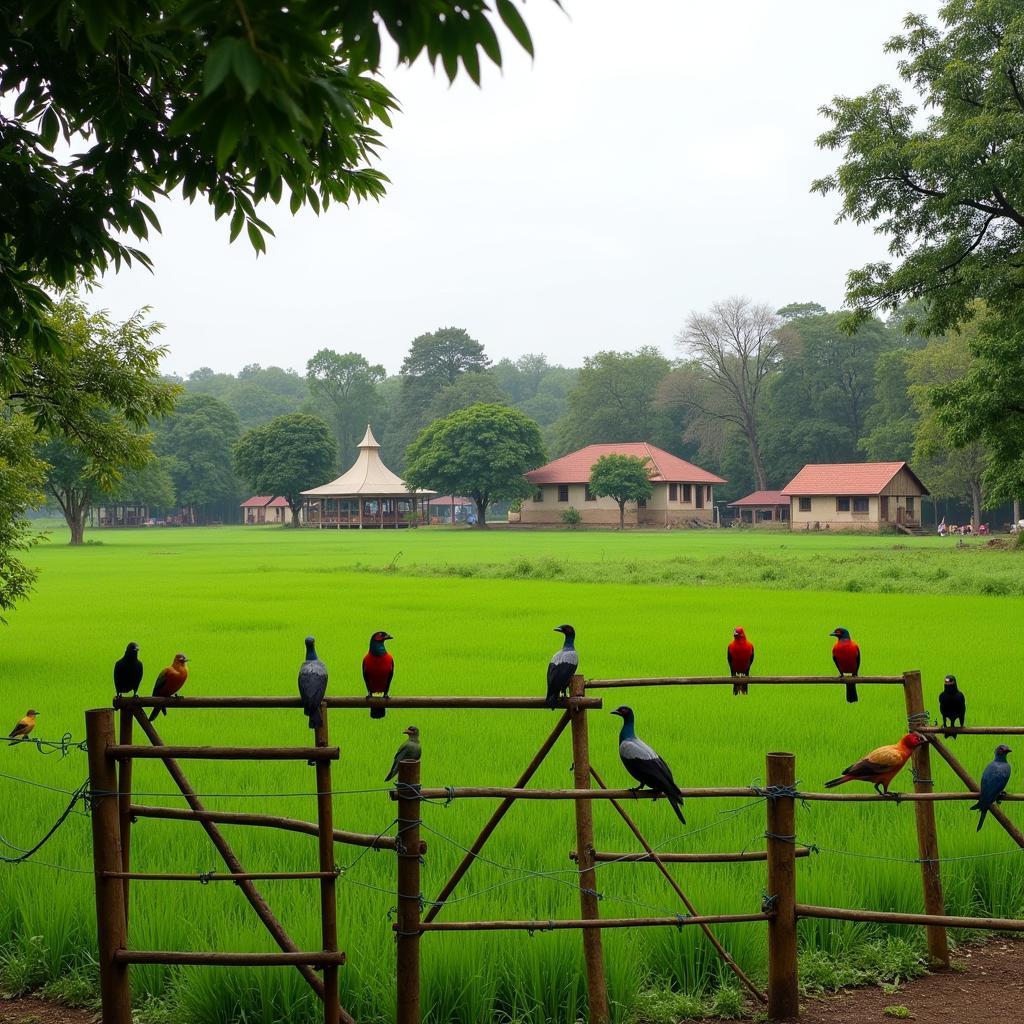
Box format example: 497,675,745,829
903,670,949,967
314,711,340,1024
86,708,132,1024
396,756,422,1024
765,752,799,1021
117,707,134,922
569,675,610,1024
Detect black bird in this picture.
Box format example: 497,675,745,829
972,744,1012,831
545,625,579,709
298,636,328,730
114,642,144,698
611,705,686,824
385,726,421,782
938,674,966,738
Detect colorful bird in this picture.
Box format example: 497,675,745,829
362,631,394,720
385,726,421,782
297,636,328,730
938,674,966,738
611,705,685,823
825,733,925,796
7,710,38,745
830,627,861,704
545,625,579,709
113,642,144,698
971,744,1012,831
727,627,754,696
148,653,189,721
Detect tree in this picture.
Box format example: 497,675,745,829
401,327,491,389
588,454,654,530
157,394,241,524
234,414,338,526
0,416,45,620
2,2,543,352
813,2,1024,335
403,404,545,527
859,349,919,462
306,350,386,455
553,347,678,456
427,372,509,420
668,298,783,490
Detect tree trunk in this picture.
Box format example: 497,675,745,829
289,499,303,527
970,481,982,531
69,510,86,546
618,501,626,531
474,498,488,528
744,423,768,491
1014,499,1021,526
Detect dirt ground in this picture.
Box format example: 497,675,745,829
2,941,1024,1022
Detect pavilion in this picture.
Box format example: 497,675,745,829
301,426,435,529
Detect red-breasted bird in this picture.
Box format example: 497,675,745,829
972,745,1012,831
546,625,579,709
727,627,754,696
149,654,189,721
611,705,685,823
825,733,926,796
8,710,38,745
830,627,861,704
113,642,143,698
938,674,966,739
298,636,328,730
363,631,394,719
385,726,421,782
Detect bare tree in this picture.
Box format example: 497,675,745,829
668,297,783,490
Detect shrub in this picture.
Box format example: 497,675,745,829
561,506,582,526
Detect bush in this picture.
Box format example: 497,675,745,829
561,506,582,526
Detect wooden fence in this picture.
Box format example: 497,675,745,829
85,671,1024,1024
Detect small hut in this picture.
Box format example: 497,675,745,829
428,496,476,524
241,496,293,525
728,490,789,525
301,426,435,529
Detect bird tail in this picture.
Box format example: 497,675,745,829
370,705,386,720
148,707,162,722
385,766,397,782
824,776,848,789
544,689,559,709
308,707,322,730
668,793,686,825
975,805,988,831
845,682,858,704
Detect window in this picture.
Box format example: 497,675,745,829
906,496,915,514
836,497,850,512
534,488,543,502
798,497,812,512
669,483,678,501
682,483,692,502
853,497,869,514
557,485,569,502
705,485,712,501
584,484,596,502
756,509,773,522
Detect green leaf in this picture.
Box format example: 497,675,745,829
232,45,264,98
229,207,245,242
496,0,534,57
203,39,240,96
246,221,267,255
40,107,59,149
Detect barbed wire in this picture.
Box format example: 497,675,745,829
3,733,88,757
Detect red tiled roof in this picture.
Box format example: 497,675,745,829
266,497,290,507
428,495,474,506
729,490,788,507
781,462,929,496
241,496,274,507
525,444,726,485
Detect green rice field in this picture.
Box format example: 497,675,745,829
2,525,1024,1022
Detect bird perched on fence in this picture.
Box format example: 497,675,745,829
113,642,143,699
7,710,38,745
545,624,579,709
830,627,861,704
938,674,966,738
298,636,328,730
148,654,189,721
363,631,394,719
385,726,421,781
727,627,754,696
611,705,686,823
825,733,925,796
972,744,1012,831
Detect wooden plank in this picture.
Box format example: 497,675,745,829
796,904,1024,931
414,914,771,932
128,804,403,850
114,950,348,966
411,787,1013,801
108,744,338,761
765,752,799,1019
116,695,603,710
585,675,904,689
117,708,134,923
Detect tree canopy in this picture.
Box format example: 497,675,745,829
403,403,545,526
813,1,1024,335
233,413,337,526
2,2,542,353
588,454,654,530
306,349,386,455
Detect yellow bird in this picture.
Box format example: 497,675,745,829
8,709,38,745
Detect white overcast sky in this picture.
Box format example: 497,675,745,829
93,0,941,378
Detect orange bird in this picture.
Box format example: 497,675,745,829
8,710,38,745
825,733,926,796
727,627,754,696
149,654,189,721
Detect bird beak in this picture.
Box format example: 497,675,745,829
553,627,564,633
403,728,414,736
610,710,622,718
384,633,394,641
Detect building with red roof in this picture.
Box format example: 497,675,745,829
241,496,293,525
728,489,789,526
520,443,726,527
780,462,929,532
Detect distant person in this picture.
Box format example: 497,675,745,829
937,517,947,537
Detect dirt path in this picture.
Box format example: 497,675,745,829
3,942,1024,1023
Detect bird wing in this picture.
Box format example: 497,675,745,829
854,646,861,674
620,738,680,795
727,648,735,674
748,646,754,669
299,661,328,706
832,652,842,673
842,744,905,777
8,718,32,738
152,667,169,696
547,649,578,688
980,761,1012,802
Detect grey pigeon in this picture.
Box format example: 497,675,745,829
298,636,328,729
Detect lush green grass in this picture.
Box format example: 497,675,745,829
2,526,1023,1022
